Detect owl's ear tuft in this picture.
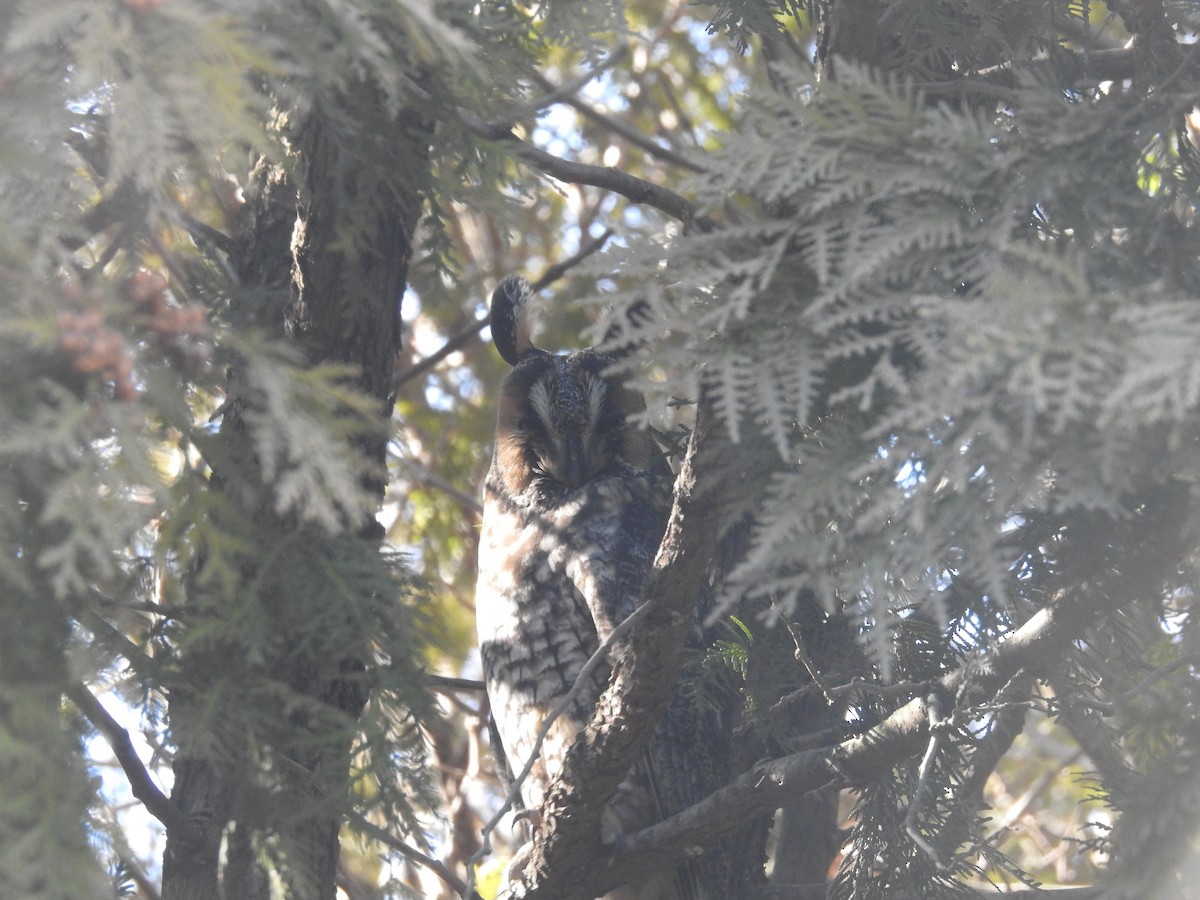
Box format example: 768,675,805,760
490,275,537,366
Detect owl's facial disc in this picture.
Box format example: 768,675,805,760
528,369,614,491
494,349,659,503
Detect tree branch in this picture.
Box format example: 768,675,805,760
608,588,1110,878
66,682,203,848
1082,651,1200,715
400,461,484,517
511,402,730,899
516,48,630,120
472,595,660,896
530,71,706,173
427,675,486,694
349,813,482,900
408,71,706,227
499,134,705,227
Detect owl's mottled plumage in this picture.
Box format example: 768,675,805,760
476,276,709,899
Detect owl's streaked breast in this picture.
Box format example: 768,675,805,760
476,464,670,811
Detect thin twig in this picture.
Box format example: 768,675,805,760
774,600,835,704
401,462,484,517
401,59,706,227
87,586,187,620
973,46,1135,82
1082,652,1200,715
530,72,705,173
428,675,487,694
904,692,948,869
994,745,1084,832
423,48,629,138
274,753,482,899
501,135,704,226
349,813,482,900
393,228,614,389
66,682,203,847
827,676,933,699
516,48,630,120
73,597,149,664
394,317,487,389
531,227,614,291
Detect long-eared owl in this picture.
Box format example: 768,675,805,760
475,276,706,899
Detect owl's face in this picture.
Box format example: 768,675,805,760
494,350,660,505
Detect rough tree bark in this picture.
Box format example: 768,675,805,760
160,89,430,900
509,401,744,899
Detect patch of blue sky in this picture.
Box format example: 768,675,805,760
895,455,926,491
424,378,457,411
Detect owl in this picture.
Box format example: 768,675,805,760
475,276,712,899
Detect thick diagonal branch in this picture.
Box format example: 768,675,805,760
502,135,703,226
605,588,1111,883
66,681,203,848
509,405,729,900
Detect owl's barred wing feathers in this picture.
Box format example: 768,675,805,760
475,276,729,899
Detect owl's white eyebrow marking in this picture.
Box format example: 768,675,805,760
529,380,555,432
584,375,607,433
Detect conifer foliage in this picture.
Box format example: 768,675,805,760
4,1,1200,898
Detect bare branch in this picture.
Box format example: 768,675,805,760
86,587,187,620
530,72,705,173
72,597,152,664
500,134,705,227
419,72,708,225
427,675,487,694
610,589,1112,877
1082,652,1200,715
775,600,835,704
66,682,203,848
972,46,1136,83
530,228,614,291
349,813,482,900
513,401,731,899
517,48,630,119
400,461,484,517
904,692,949,869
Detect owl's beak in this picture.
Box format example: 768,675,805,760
563,436,588,489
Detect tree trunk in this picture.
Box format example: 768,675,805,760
161,89,430,900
